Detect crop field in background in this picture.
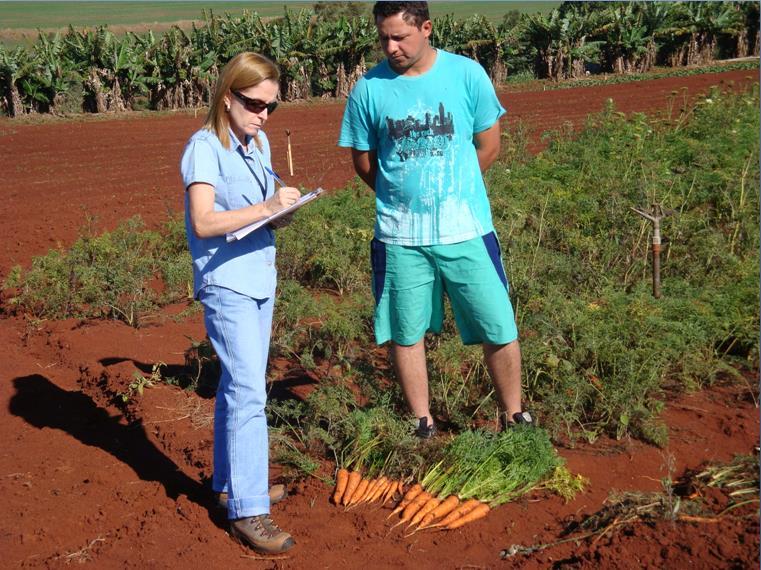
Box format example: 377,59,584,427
0,1,558,33
2,1,756,118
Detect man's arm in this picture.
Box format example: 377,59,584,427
474,122,501,173
351,148,378,191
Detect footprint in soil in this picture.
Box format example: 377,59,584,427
9,375,212,512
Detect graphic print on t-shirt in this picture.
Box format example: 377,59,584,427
385,102,454,162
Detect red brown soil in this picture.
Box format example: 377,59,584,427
1,69,759,568
0,68,757,275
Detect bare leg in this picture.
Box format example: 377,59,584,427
483,340,523,417
390,339,433,424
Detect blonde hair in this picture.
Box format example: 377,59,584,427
204,52,280,150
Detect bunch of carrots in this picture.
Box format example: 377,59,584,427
332,468,402,509
386,483,490,533
330,428,565,534
332,469,491,533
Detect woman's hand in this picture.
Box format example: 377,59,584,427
187,183,300,239
265,186,301,216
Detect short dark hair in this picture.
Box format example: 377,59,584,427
373,1,430,28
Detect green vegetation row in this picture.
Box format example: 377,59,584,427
4,85,758,454
0,1,758,117
3,216,191,328
524,60,759,91
489,84,759,445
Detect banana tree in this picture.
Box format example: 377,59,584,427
601,3,651,74
559,3,608,79
665,1,744,66
733,1,759,58
0,45,32,116
636,1,674,70
461,15,509,83
269,9,317,101
521,10,565,80
145,26,216,109
144,26,193,109
313,14,375,96
432,14,514,83
104,33,153,111
30,31,80,113
522,7,605,81
63,26,116,112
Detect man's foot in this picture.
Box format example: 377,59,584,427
499,411,535,432
414,416,436,439
230,514,294,554
217,484,287,510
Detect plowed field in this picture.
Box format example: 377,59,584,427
1,68,758,569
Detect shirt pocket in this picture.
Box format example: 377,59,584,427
223,176,260,210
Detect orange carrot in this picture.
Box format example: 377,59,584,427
408,496,441,529
418,495,460,530
368,478,388,505
443,502,491,529
341,471,362,506
387,483,422,518
365,477,389,504
333,468,349,505
347,477,370,506
346,477,377,511
399,483,422,504
390,492,431,529
430,498,481,528
377,480,396,508
381,480,399,505
402,491,431,519
356,478,378,504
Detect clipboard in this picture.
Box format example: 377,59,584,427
226,187,324,242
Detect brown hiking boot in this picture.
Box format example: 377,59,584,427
230,514,295,554
217,485,287,510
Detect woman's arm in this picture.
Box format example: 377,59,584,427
187,183,301,239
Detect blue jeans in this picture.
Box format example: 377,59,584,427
199,285,273,520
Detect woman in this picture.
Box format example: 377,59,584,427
180,52,299,554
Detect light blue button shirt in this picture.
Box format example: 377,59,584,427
180,127,277,300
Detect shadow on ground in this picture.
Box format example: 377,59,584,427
8,374,211,509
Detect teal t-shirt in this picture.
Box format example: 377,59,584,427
338,49,505,246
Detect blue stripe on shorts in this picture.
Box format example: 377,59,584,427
482,232,508,289
370,238,387,307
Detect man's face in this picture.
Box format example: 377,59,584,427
376,12,432,74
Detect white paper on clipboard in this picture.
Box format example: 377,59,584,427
226,187,324,242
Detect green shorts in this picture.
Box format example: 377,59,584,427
370,232,518,346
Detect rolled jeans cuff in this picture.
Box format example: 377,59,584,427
228,494,271,519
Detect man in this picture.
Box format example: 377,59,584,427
338,1,532,437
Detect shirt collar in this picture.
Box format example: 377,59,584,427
229,128,255,156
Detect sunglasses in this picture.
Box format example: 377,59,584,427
231,90,278,114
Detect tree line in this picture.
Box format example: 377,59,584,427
0,1,757,117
